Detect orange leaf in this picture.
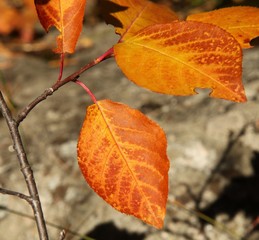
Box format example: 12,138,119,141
0,0,37,42
0,1,21,35
187,7,259,49
114,21,246,102
77,99,169,228
101,0,178,40
34,0,87,53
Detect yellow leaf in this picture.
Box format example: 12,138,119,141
187,7,259,48
101,0,178,40
114,21,246,102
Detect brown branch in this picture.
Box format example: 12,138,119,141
0,187,31,204
0,205,95,240
59,230,66,240
195,123,250,210
0,47,114,240
242,216,259,240
16,47,114,125
0,91,49,240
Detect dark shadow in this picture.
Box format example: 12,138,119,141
219,0,259,8
251,37,259,47
34,0,50,4
202,151,259,220
83,222,146,240
99,0,128,29
140,101,162,114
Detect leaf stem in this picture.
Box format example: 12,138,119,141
57,53,65,82
0,91,49,240
74,80,97,104
16,48,114,125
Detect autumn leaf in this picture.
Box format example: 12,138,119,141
77,99,169,228
100,0,178,40
114,21,246,102
34,0,87,53
0,0,37,42
0,1,21,35
187,7,259,48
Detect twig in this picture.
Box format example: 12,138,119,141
0,187,31,204
171,199,241,240
16,47,114,125
0,47,114,240
59,230,66,240
0,205,95,240
242,216,259,240
195,123,250,209
0,91,49,240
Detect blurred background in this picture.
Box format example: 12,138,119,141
1,0,259,240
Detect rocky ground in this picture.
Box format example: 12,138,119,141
1,12,259,240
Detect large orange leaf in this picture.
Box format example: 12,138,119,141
114,21,246,102
34,0,87,53
77,99,169,228
187,7,259,49
101,0,178,40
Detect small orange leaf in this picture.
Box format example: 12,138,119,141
77,99,169,228
101,0,178,40
0,1,21,35
187,7,259,48
34,0,87,53
0,0,37,42
114,21,246,102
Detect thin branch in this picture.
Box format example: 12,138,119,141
0,47,114,240
16,47,114,125
242,216,259,240
170,199,241,240
0,187,31,204
59,230,66,240
0,205,95,240
195,123,250,209
0,91,49,240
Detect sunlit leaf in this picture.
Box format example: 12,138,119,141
101,0,178,40
77,99,170,228
34,0,87,53
114,21,246,102
187,7,259,48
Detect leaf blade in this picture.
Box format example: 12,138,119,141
187,6,259,48
77,100,170,228
114,21,246,102
101,0,178,40
34,0,87,53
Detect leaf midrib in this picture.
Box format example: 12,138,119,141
98,102,161,226
127,40,242,100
